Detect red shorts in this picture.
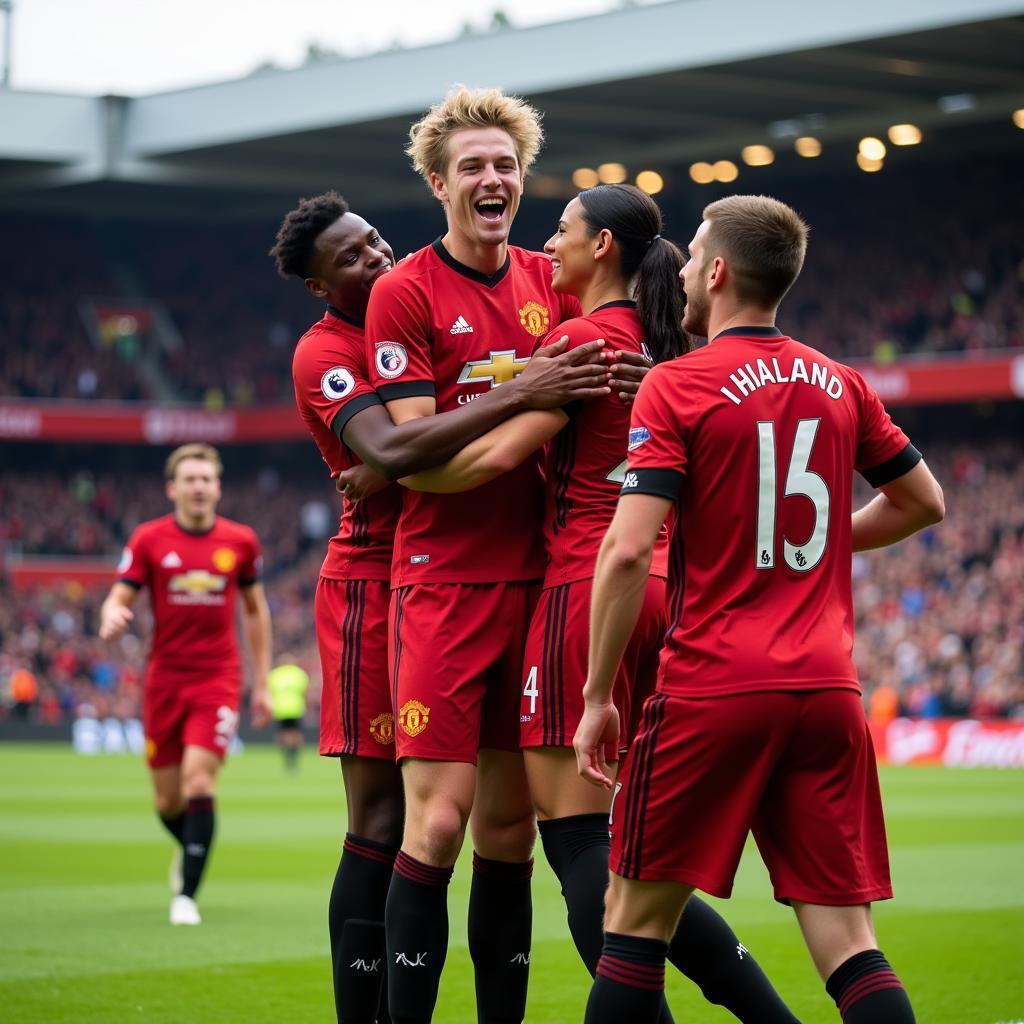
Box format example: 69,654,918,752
389,581,539,764
144,666,240,769
610,689,893,905
315,576,395,759
520,576,665,758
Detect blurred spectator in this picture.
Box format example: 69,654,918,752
1,156,1022,404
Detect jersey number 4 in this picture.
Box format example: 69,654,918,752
756,418,829,572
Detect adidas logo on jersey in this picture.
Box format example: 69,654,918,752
161,551,182,568
449,315,474,334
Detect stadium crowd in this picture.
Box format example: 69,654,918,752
1,156,1021,405
1,435,1021,726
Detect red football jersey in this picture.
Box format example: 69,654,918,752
118,514,262,673
292,308,400,581
623,327,921,698
365,240,578,586
539,301,668,587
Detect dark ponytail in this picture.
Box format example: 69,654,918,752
577,184,689,363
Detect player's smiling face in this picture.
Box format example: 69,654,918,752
305,213,394,318
167,457,222,528
544,197,593,296
431,127,523,251
681,219,712,337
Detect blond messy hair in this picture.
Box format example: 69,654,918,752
164,443,223,481
702,195,809,308
406,85,544,185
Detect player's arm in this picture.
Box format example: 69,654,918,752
575,492,673,788
342,336,608,480
852,459,944,551
399,408,568,493
240,582,273,729
98,582,139,641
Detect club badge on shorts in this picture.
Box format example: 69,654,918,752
398,699,430,737
369,712,395,745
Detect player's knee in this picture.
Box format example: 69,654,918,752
349,788,405,847
474,805,537,861
181,769,216,799
154,792,184,818
407,799,467,866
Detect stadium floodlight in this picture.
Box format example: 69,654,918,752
741,145,775,167
1013,109,1024,130
794,137,822,158
635,170,664,195
712,160,739,183
857,153,883,173
888,124,922,146
689,162,715,185
858,137,887,161
597,162,628,184
938,93,976,114
572,167,600,189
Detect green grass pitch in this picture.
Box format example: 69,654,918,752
1,744,1022,1023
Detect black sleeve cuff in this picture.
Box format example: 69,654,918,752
862,443,923,487
562,399,584,418
331,392,382,439
377,380,436,403
620,468,683,501
239,576,259,588
118,578,142,589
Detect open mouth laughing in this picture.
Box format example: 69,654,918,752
475,196,507,221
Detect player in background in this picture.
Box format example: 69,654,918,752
272,190,612,1024
575,195,944,1024
98,443,273,927
402,184,798,1023
267,653,310,772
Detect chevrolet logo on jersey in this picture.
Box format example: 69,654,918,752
457,349,529,388
169,570,228,595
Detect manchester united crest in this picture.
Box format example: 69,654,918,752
212,547,237,572
370,712,395,745
398,699,431,738
518,301,550,338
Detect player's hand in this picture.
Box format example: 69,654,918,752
335,463,389,503
98,603,133,641
573,699,620,789
250,686,274,730
517,336,611,409
607,349,653,405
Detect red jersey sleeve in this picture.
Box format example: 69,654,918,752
849,369,922,486
292,326,381,440
364,269,436,401
117,525,151,589
238,529,263,587
621,364,687,501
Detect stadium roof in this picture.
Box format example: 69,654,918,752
2,0,1023,220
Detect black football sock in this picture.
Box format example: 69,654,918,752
158,810,185,845
667,894,800,1022
538,814,609,974
468,853,533,1024
386,851,453,1024
826,949,916,1023
539,815,676,1024
180,795,214,899
330,834,398,1024
585,932,668,1024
